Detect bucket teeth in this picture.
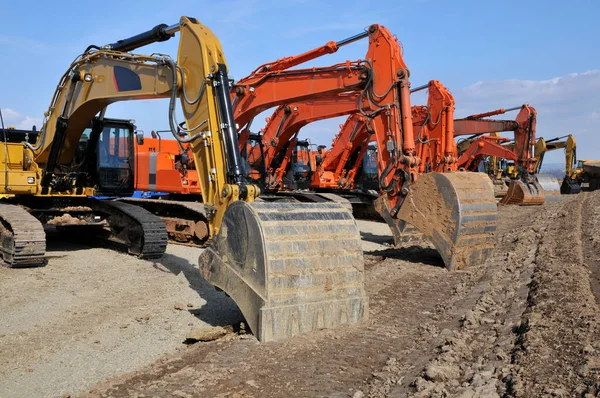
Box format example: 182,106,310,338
198,201,368,342
376,172,498,270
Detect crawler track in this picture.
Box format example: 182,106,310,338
118,198,210,246
0,204,46,267
94,200,168,259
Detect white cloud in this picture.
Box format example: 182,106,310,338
453,70,600,165
297,70,600,169
0,109,43,131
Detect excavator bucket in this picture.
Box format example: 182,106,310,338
491,180,509,198
535,174,562,202
198,201,368,342
560,178,582,194
499,179,545,205
375,172,498,271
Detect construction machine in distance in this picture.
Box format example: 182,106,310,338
2,17,375,342
575,160,600,191
455,133,516,197
453,105,561,204
127,24,498,272
533,135,581,195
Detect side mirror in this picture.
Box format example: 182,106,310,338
136,132,144,145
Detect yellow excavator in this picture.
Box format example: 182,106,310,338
0,17,497,341
534,134,581,194
0,17,368,341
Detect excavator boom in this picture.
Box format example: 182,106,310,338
3,18,369,342
233,26,498,270
454,105,548,205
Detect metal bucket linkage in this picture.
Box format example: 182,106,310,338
199,201,368,342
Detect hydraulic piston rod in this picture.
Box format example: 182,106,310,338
335,30,369,47
258,29,370,73
105,22,181,52
410,84,429,93
464,106,521,120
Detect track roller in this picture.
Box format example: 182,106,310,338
375,172,498,270
199,201,368,342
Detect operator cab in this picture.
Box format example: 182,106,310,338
283,139,314,190
356,144,379,191
241,133,267,188
77,118,135,197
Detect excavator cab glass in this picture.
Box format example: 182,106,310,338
241,133,266,187
286,140,312,190
94,120,135,196
358,145,379,191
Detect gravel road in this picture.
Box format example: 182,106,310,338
2,193,600,397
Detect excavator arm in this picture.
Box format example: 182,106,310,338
232,29,497,269
457,136,515,171
258,93,365,188
321,114,371,189
411,81,458,173
535,134,581,194
24,17,370,342
454,105,551,204
32,17,254,234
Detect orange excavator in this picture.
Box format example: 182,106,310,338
318,113,370,189
256,92,365,190
453,105,556,204
238,80,460,225
316,79,459,189
134,130,200,195
456,134,517,171
253,79,458,191
129,25,498,270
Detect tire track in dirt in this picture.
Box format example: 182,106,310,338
79,195,600,398
83,235,499,397
84,206,533,398
582,193,600,305
82,249,468,398
378,205,544,397
505,192,600,396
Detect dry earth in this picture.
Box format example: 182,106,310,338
2,192,600,397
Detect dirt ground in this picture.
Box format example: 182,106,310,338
2,192,600,397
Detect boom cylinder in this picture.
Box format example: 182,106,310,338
336,31,369,47
265,29,369,72
410,84,429,93
465,106,522,120
214,64,247,186
105,23,180,52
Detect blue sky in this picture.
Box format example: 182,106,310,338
1,0,599,167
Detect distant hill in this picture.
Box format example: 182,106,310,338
540,162,565,179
